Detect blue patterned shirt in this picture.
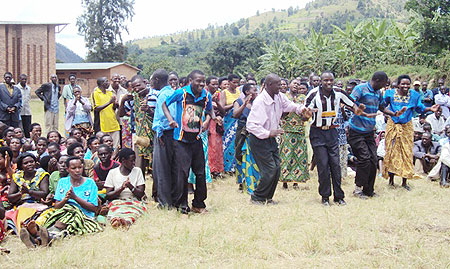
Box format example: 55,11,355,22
349,83,385,133
384,89,426,124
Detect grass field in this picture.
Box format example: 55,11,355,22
1,172,450,268
1,99,449,268
28,98,67,134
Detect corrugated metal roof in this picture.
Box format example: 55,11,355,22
0,21,68,25
56,62,140,71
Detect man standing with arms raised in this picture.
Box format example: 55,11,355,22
348,71,405,199
246,73,310,204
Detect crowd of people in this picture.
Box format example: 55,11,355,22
0,67,448,252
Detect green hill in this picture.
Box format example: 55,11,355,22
131,0,407,50
126,0,409,77
56,43,84,63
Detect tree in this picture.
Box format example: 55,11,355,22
206,35,265,74
288,6,294,16
77,0,135,62
406,0,450,53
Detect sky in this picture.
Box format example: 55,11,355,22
3,0,311,59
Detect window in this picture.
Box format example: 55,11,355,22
58,78,65,85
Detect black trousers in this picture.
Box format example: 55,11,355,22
248,134,280,201
152,130,176,208
1,119,19,128
20,115,32,138
348,129,377,196
309,127,344,200
173,139,207,211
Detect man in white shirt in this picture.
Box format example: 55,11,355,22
426,107,445,136
434,86,450,119
16,74,32,138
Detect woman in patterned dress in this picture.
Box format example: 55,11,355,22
220,75,241,173
233,83,260,194
383,75,439,190
280,80,310,189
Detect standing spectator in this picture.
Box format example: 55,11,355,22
92,77,120,149
0,72,22,128
421,81,433,108
35,74,61,133
432,78,448,97
16,74,32,137
62,74,80,108
65,86,93,136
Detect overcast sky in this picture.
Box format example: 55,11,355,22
4,0,311,58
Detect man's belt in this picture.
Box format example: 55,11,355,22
312,125,337,130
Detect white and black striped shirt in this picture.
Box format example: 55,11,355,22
305,86,354,127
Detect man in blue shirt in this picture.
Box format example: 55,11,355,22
348,71,403,198
162,70,219,214
151,69,177,208
420,81,434,108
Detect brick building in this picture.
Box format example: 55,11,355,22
0,21,67,90
56,62,140,96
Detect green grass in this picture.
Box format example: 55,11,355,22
1,173,450,268
29,98,80,135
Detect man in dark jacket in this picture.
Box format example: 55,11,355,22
35,74,61,133
0,72,22,127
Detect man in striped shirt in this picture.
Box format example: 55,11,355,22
305,71,364,206
348,71,404,198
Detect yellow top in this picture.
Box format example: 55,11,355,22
224,88,241,106
92,87,120,132
5,83,14,96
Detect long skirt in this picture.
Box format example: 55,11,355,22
208,119,224,173
382,119,419,179
107,199,147,225
44,204,102,235
223,111,237,172
339,144,348,178
280,131,310,182
189,132,212,184
236,137,260,194
121,116,133,149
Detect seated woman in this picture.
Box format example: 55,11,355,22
8,153,49,207
67,142,94,178
70,128,87,150
0,147,14,210
105,148,146,229
47,131,65,151
8,137,22,164
22,156,102,248
84,136,100,165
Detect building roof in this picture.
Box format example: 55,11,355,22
0,21,68,25
56,62,140,71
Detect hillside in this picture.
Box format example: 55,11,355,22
56,43,84,63
131,0,408,50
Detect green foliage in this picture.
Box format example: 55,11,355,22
259,19,424,79
406,0,450,53
77,0,135,62
206,35,265,75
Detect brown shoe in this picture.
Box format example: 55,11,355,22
191,207,208,214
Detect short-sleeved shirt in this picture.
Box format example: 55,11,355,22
62,84,79,101
384,89,426,124
305,86,354,128
49,171,62,194
54,176,98,218
165,85,212,143
349,82,385,133
104,167,145,200
92,87,120,132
